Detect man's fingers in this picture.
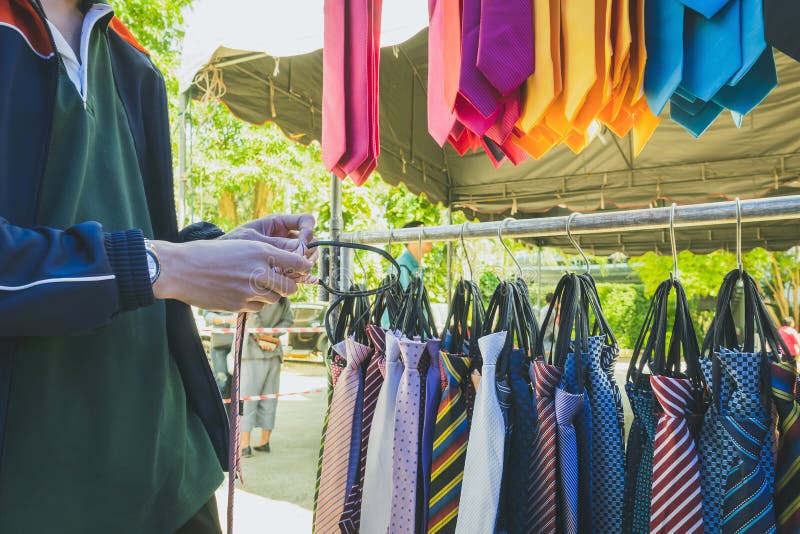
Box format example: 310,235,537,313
248,287,282,305
263,244,314,274
252,267,298,297
274,214,316,243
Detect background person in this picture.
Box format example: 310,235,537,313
779,316,800,359
238,297,294,457
204,311,236,397
396,220,433,289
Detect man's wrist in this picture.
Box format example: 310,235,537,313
151,240,180,300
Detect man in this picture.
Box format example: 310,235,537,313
396,220,433,289
238,297,293,457
779,317,800,359
203,310,235,397
0,1,316,532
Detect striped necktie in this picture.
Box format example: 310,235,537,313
314,338,368,533
312,345,341,532
720,351,776,534
455,331,507,534
649,375,703,533
339,327,386,533
420,340,443,533
528,360,562,533
428,353,472,534
389,337,426,533
555,386,584,534
505,349,537,533
772,360,800,532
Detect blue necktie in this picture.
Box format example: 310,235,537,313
556,386,584,534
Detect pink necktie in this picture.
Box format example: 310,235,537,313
476,0,534,96
322,0,347,174
428,0,459,146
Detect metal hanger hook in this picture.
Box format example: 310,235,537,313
735,197,743,276
669,203,679,282
460,222,474,281
498,217,523,279
417,224,425,276
566,212,590,274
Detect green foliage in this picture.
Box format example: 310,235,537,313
595,283,650,349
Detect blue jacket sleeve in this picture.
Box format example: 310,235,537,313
0,217,154,337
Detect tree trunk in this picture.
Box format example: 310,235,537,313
219,190,238,227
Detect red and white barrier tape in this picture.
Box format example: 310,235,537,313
199,326,325,335
222,386,327,403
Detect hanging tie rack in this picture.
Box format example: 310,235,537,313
341,196,800,245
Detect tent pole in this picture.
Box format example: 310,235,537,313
330,174,344,292
537,245,542,314
341,196,800,245
177,91,189,228
446,205,453,305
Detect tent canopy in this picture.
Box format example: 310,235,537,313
179,0,800,254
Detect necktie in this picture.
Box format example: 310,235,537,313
560,0,598,123
623,380,658,534
505,349,537,534
718,349,777,534
771,361,800,532
528,360,562,533
649,375,704,533
643,0,685,116
314,338,368,534
389,337,426,533
339,327,386,533
361,330,403,533
419,340,443,533
427,0,458,146
321,0,347,173
428,353,472,534
680,0,741,103
476,0,534,96
764,0,800,62
585,337,625,533
339,0,369,176
312,347,341,532
561,351,592,533
556,386,585,534
455,331,507,534
495,376,513,532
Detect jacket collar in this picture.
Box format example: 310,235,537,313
1,0,55,58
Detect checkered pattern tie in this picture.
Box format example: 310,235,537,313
428,353,471,534
504,350,537,533
586,337,625,533
649,375,703,533
528,360,562,533
314,338,368,534
623,380,658,534
772,361,800,532
455,331,507,534
338,327,385,533
389,337,426,533
556,386,585,534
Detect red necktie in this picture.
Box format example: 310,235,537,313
428,0,459,146
322,0,347,175
476,0,534,96
650,375,703,533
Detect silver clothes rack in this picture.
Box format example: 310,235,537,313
340,195,800,245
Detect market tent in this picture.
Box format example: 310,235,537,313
179,0,800,254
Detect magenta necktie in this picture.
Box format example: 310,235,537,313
428,0,458,146
476,0,534,96
389,337,426,533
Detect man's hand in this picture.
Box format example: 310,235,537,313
151,239,313,312
222,214,317,259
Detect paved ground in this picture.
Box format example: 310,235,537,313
217,358,635,532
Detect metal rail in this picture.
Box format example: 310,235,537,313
342,195,800,245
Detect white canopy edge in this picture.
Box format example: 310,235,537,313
179,0,429,91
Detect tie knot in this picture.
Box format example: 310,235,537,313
533,360,562,398
385,330,402,364
366,324,386,355
555,387,584,424
345,337,371,368
399,337,427,369
650,375,694,418
771,360,797,400
478,330,507,366
441,353,471,386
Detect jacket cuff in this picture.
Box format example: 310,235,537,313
105,229,155,311
178,221,224,242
